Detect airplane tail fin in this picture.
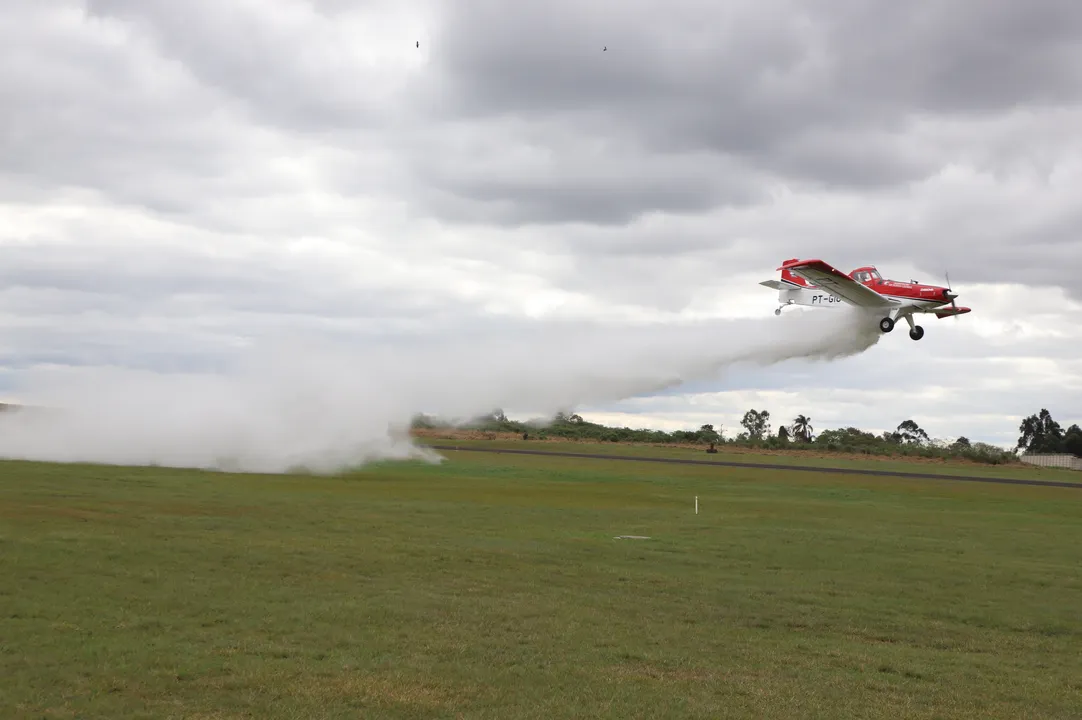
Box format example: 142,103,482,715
762,259,816,289
761,258,816,297
778,258,815,288
763,259,844,311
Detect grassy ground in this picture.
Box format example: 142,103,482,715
414,432,1082,484
2,450,1081,719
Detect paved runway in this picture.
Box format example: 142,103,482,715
425,444,1082,490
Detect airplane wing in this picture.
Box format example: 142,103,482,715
934,306,971,319
778,259,895,308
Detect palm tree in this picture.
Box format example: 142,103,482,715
792,415,813,442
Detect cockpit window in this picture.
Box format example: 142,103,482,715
868,270,881,281
854,271,869,282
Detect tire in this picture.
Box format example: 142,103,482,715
909,325,924,340
879,317,895,333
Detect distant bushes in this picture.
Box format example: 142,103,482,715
410,409,1020,465
809,426,1014,464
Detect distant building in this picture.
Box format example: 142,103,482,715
1020,453,1082,471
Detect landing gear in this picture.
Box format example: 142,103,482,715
902,314,924,341
775,307,782,316
879,317,894,333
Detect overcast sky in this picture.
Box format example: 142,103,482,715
3,0,1082,452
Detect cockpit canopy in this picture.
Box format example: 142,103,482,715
851,267,881,283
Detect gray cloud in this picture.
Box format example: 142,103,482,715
402,0,1082,234
414,160,738,227
0,237,500,377
428,0,1082,128
826,0,1082,114
83,0,397,132
0,4,239,203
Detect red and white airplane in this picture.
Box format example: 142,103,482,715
760,258,971,340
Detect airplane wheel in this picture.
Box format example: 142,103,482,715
774,308,782,316
909,325,924,340
879,317,895,333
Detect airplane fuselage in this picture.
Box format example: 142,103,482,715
853,279,957,310
787,283,953,310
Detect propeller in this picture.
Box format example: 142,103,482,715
945,270,959,314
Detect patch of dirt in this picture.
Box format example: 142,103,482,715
411,428,528,442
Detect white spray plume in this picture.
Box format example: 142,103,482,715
0,307,882,473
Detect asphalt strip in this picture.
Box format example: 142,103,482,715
424,445,1082,490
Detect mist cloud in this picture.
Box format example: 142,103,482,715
0,309,879,473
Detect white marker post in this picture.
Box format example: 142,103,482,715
695,496,699,514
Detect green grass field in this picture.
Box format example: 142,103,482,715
2,448,1081,719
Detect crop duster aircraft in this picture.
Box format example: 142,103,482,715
760,258,971,340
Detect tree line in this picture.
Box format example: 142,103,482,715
409,407,1082,466
1015,409,1082,456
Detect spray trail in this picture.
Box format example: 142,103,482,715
0,308,881,473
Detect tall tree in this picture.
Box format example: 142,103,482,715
741,409,771,440
1064,424,1082,457
896,419,929,445
791,414,813,442
1016,409,1065,453
699,424,720,443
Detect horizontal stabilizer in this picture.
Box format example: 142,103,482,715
759,279,784,290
